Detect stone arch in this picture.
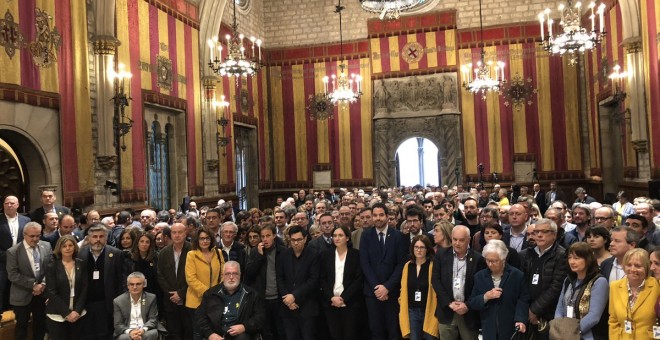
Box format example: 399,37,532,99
0,102,62,210
618,0,641,40
199,0,228,77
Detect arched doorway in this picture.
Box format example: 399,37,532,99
395,137,439,186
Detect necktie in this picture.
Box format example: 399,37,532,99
379,232,385,247
32,246,41,279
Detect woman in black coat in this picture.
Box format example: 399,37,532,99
44,235,88,339
319,225,364,340
469,239,530,340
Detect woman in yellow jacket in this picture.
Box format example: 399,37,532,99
609,248,660,340
399,235,439,340
185,228,224,340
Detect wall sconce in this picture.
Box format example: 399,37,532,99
609,64,627,102
110,63,133,153
214,95,231,154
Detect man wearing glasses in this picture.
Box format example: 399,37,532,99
196,261,265,340
113,272,161,340
519,218,567,340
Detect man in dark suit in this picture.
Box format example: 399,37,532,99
157,222,192,340
113,272,160,340
79,223,129,340
532,183,547,215
359,202,407,340
276,226,319,340
544,182,565,206
432,225,486,340
29,189,71,228
42,214,82,249
6,222,52,340
218,221,247,270
307,213,335,255
601,226,638,282
0,195,30,312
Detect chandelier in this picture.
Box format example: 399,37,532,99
539,1,606,65
321,1,362,105
360,0,427,20
461,0,505,99
207,0,262,79
608,64,627,102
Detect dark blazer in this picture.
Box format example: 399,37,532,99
78,245,128,313
534,190,547,214
220,241,247,271
112,291,159,338
42,230,82,250
6,240,52,306
156,242,191,311
308,235,335,256
244,242,286,297
359,226,407,298
30,205,71,227
276,246,320,317
431,247,486,328
468,265,530,340
600,256,615,281
545,190,566,205
319,247,363,308
502,226,531,252
0,214,30,266
44,257,88,317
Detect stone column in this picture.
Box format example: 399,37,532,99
93,37,120,170
578,55,592,177
623,38,650,179
203,76,220,197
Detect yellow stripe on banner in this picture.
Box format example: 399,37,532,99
640,0,657,166
445,29,457,66
176,20,186,99
192,30,203,186
138,0,152,90
271,66,285,181
459,48,477,174
563,58,580,170
116,0,133,189
262,74,271,181
484,46,502,172
39,0,58,93
360,58,373,178
337,61,352,179
509,44,527,154
584,63,596,171
536,50,554,171
292,64,307,181
425,32,438,69
407,34,418,70
370,38,382,75
315,62,330,164
388,36,400,72
71,0,93,191
0,0,20,85
158,10,170,96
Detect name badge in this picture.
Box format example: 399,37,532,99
566,306,574,318
625,320,633,334
414,291,422,302
532,274,540,285
93,270,100,280
453,277,462,288
653,325,660,339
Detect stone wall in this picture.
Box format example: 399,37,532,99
262,0,559,48
222,0,266,45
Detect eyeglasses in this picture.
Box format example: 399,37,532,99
486,259,502,265
531,229,555,235
224,272,240,277
290,238,305,244
199,237,211,242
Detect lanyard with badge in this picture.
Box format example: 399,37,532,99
654,317,660,339
565,281,582,318
626,290,639,335
453,258,466,300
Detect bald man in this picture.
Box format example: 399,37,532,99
0,196,31,311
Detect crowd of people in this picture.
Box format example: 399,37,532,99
2,183,660,339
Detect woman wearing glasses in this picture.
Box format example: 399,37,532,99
468,239,529,340
185,228,225,340
399,235,438,340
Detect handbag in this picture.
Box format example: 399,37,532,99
548,317,580,340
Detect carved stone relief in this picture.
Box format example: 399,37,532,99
373,73,459,118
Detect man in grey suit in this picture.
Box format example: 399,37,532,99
0,195,31,312
6,221,52,340
113,272,160,340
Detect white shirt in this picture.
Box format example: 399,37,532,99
610,258,625,282
5,214,18,245
333,250,346,296
127,296,147,333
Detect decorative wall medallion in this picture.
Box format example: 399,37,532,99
159,42,168,52
499,74,537,110
401,41,424,64
306,93,335,120
0,10,24,59
29,8,61,68
157,56,172,90
240,89,249,112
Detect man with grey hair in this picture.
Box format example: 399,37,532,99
574,187,596,204
7,222,52,340
432,225,486,340
197,261,265,340
593,206,617,231
0,195,31,312
219,221,246,270
79,223,128,339
519,218,567,340
600,226,638,282
634,202,660,246
113,272,161,340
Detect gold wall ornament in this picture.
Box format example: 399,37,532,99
92,36,120,55
157,56,173,91
307,93,335,121
401,41,424,64
499,74,537,110
0,10,24,59
29,8,61,68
